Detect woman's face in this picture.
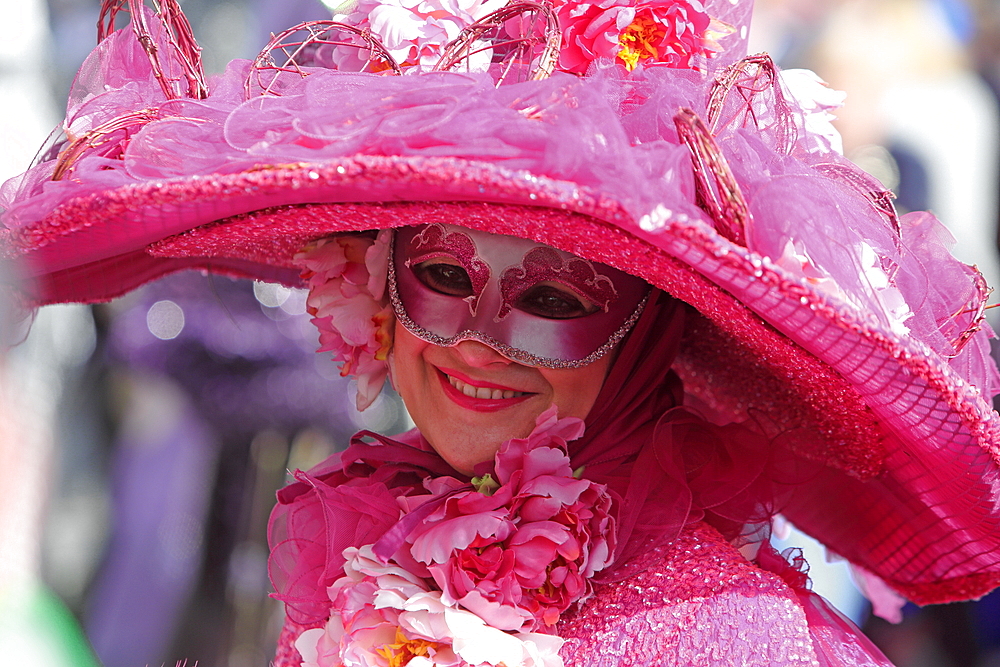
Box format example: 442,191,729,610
392,324,612,475
388,223,649,475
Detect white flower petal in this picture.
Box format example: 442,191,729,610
779,69,847,155
447,608,526,666
295,628,326,667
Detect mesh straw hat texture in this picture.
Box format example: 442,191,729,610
3,0,1000,606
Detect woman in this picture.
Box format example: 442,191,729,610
4,0,1000,664
269,225,821,666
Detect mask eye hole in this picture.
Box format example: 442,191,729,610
412,259,475,297
515,282,599,320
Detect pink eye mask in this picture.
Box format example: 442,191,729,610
390,224,650,368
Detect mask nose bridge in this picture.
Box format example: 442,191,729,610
450,273,510,347
444,234,525,359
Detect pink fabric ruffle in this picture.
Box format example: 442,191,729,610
268,430,455,625
2,60,703,240
756,544,895,667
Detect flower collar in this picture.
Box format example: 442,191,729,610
292,407,617,667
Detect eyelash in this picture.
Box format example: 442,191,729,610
413,261,474,297
515,284,594,319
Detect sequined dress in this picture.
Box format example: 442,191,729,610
273,521,893,667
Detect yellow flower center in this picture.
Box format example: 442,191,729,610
375,628,443,667
372,307,394,361
617,14,666,71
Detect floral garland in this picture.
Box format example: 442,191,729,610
333,0,727,75
296,231,394,411
294,407,616,667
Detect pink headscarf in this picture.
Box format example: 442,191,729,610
571,290,784,582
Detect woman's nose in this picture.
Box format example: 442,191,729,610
451,339,512,368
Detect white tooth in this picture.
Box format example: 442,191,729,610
476,386,492,399
502,390,514,399
462,384,478,398
490,389,503,400
449,375,459,389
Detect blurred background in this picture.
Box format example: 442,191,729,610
2,0,1000,665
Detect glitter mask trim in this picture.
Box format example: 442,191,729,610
498,246,619,320
405,223,491,316
390,226,650,368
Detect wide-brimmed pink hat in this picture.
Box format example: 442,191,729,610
4,0,1000,607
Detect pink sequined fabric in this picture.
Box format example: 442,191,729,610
558,523,819,667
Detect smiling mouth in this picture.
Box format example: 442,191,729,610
444,373,531,400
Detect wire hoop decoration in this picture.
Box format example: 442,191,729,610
707,54,796,155
813,162,903,239
98,0,207,100
435,2,561,86
941,264,991,357
247,21,402,98
674,108,751,247
709,54,903,243
51,110,164,181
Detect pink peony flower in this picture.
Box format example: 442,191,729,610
297,546,565,667
401,407,616,632
552,0,721,74
296,231,393,411
334,0,509,72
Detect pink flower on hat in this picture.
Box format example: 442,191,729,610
553,0,722,74
335,0,508,71
297,231,393,411
402,407,616,632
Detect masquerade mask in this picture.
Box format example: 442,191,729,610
390,224,650,367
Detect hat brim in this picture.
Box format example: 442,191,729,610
7,154,1000,605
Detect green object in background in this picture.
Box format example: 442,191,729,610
0,582,101,667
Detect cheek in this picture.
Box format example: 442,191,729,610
543,357,611,419
391,326,431,410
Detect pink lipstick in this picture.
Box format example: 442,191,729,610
436,368,535,412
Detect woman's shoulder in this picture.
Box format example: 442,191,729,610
558,521,817,667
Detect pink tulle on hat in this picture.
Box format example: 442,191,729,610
4,0,1000,610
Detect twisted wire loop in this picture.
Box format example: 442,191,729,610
247,21,402,98
707,53,796,155
51,110,163,181
674,108,751,247
941,265,991,357
434,1,561,86
813,162,903,241
98,0,208,100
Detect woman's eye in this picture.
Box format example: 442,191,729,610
413,261,474,297
515,284,598,319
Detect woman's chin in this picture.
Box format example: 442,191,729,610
418,401,544,475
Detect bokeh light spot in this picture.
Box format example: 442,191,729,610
146,300,186,340
253,281,291,308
